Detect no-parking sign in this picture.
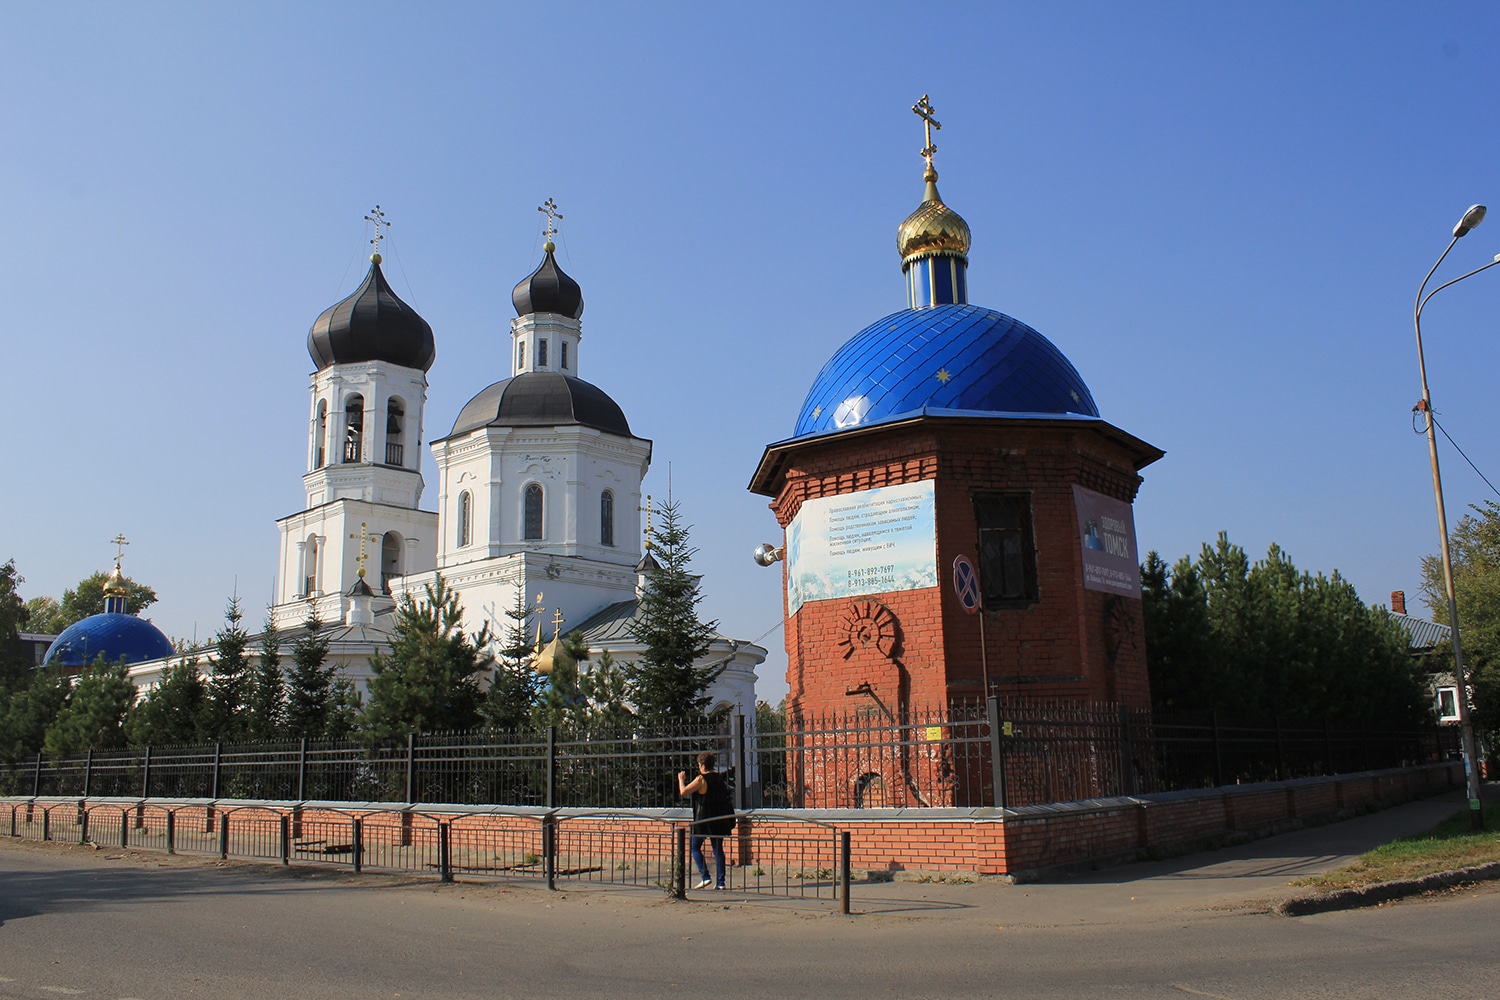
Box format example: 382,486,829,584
952,554,981,614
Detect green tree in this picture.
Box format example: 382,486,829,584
1421,500,1500,745
532,631,592,729
41,571,159,633
626,497,720,723
1143,533,1428,726
481,589,542,730
124,655,208,746
326,678,363,740
362,576,491,741
0,560,30,691
0,669,70,764
248,614,285,740
580,648,634,730
44,655,134,756
205,597,253,741
23,596,59,636
284,610,335,739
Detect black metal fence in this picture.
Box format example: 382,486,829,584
0,701,1461,810
3,800,853,908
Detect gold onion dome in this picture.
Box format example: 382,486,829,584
103,564,129,598
534,634,576,675
897,167,971,265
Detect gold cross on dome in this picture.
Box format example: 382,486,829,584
365,205,389,255
538,198,563,243
912,94,941,168
551,607,565,642
110,533,130,563
637,494,654,551
349,521,378,579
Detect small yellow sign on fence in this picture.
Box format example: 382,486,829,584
925,726,943,741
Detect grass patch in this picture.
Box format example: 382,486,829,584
1293,802,1500,892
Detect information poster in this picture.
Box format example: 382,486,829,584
786,480,937,615
1072,484,1141,596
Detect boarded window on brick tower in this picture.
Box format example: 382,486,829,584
973,493,1038,607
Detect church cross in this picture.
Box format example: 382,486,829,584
637,494,654,551
912,94,941,168
110,533,130,563
365,205,390,257
551,607,565,642
538,198,563,243
349,521,378,579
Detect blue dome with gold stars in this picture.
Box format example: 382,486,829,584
45,613,174,669
792,304,1097,438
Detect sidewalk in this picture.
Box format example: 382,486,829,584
827,784,1496,922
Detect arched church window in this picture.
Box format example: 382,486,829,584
537,339,548,368
600,490,615,547
457,491,472,548
304,535,319,596
315,400,328,469
344,395,364,463
517,341,525,371
381,531,402,595
385,399,405,466
561,342,569,371
524,484,544,540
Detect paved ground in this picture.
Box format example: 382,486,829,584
1,789,1496,999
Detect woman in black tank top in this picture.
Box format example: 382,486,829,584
678,751,734,889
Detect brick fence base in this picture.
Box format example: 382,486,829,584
4,762,1464,880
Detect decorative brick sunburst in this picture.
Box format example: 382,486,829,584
837,600,899,659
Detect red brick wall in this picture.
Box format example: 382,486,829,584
13,763,1460,878
765,418,1155,727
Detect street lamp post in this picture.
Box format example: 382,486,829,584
1414,203,1497,831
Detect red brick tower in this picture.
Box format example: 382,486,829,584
749,100,1162,742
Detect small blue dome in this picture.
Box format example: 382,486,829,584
44,613,174,668
792,304,1098,438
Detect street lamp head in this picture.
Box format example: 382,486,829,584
1453,204,1487,238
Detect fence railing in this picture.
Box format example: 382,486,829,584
0,701,1459,811
3,799,854,909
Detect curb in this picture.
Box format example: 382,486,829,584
1275,861,1500,916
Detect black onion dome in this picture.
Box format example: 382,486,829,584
443,372,632,439
512,250,584,319
308,259,436,372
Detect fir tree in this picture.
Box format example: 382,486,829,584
125,655,208,746
579,648,634,730
362,575,491,741
247,613,284,740
532,631,590,730
626,496,720,723
326,678,363,740
285,610,335,739
1142,532,1428,725
44,655,135,756
205,596,252,741
482,589,542,730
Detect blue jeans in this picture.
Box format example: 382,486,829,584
691,834,726,886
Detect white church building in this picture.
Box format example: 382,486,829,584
127,217,763,723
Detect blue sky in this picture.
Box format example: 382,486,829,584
4,3,1500,705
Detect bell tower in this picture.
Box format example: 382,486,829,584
272,207,440,626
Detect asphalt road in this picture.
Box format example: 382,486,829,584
1,791,1497,999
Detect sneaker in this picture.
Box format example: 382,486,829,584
715,884,727,890
693,878,712,889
